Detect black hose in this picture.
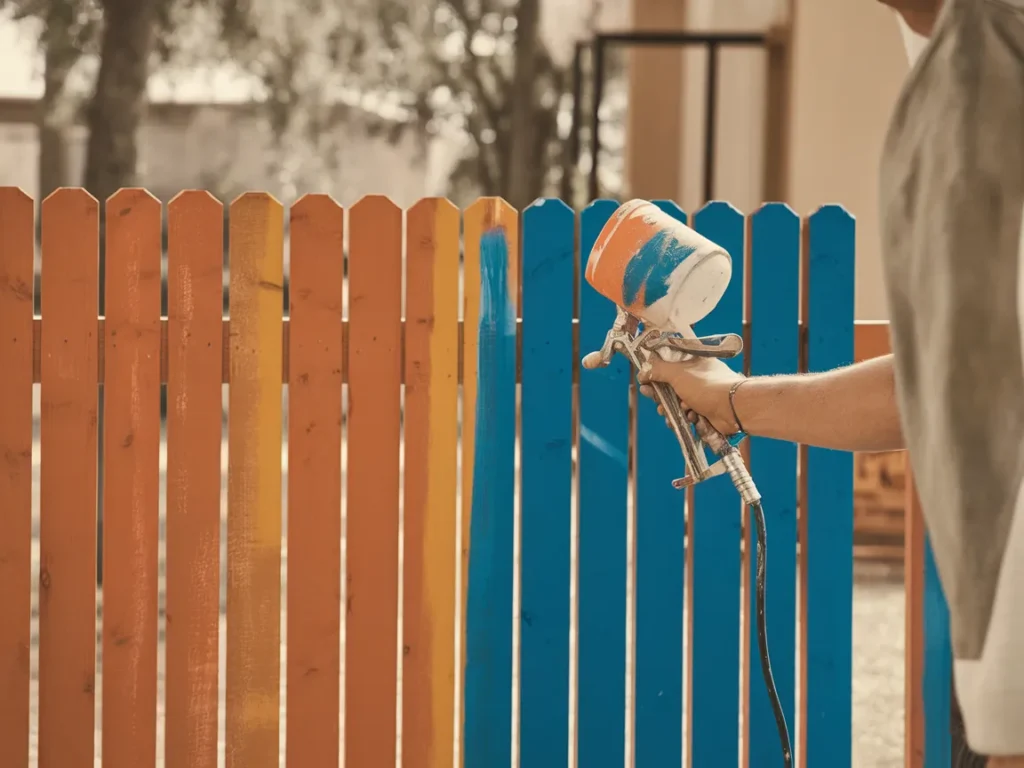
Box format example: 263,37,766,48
750,498,793,767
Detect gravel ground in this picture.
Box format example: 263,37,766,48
23,426,906,767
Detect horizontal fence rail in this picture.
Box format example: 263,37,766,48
0,185,952,768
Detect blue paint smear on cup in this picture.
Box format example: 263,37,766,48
621,228,696,308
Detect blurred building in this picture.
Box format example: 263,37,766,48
621,0,909,322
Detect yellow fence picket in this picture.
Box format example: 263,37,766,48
225,193,285,768
38,188,100,768
0,187,34,768
286,194,344,766
165,191,224,768
403,198,460,767
346,195,403,766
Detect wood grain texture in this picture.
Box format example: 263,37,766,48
403,198,460,768
803,206,856,768
519,199,574,768
461,197,518,768
576,199,629,768
165,190,224,768
905,474,925,768
346,195,402,767
286,194,343,767
225,193,284,768
38,187,100,768
101,189,162,768
0,187,34,768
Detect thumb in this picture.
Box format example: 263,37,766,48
637,355,676,385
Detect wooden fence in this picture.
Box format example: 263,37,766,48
0,186,949,767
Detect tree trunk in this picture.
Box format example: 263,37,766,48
83,0,159,205
38,15,82,201
504,0,540,210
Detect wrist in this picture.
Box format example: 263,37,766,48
729,375,765,436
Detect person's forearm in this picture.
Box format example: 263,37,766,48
733,354,904,452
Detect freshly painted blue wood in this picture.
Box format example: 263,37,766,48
690,201,745,767
520,199,575,767
634,200,687,767
578,199,629,768
923,537,952,768
747,204,800,766
463,224,518,767
805,205,855,768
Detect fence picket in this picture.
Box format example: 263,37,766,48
634,200,687,767
461,198,518,767
225,192,285,768
346,195,402,766
747,204,800,765
38,187,100,768
798,207,856,765
803,206,856,766
519,199,574,767
101,189,162,768
0,187,34,768
165,190,224,768
403,198,460,768
577,199,629,768
286,194,344,766
689,201,744,767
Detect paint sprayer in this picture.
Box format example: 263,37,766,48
581,199,792,767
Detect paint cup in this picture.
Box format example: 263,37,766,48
585,199,733,334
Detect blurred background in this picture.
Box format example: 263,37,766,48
1,0,915,763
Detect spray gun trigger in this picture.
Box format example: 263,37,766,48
647,332,743,360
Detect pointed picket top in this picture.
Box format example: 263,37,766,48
408,196,459,218
808,203,856,227
651,199,687,222
41,186,99,216
524,197,573,217
582,198,619,217
106,187,161,219
692,199,743,225
169,188,222,208
0,186,33,209
230,190,282,209
168,189,224,221
350,194,400,217
466,196,516,230
291,193,343,227
752,200,798,220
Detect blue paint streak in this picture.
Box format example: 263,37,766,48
622,227,696,308
578,200,629,768
748,204,799,767
691,201,744,768
634,200,686,767
805,205,855,768
923,538,952,768
520,200,574,767
579,424,628,469
463,225,517,767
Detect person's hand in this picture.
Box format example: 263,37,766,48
636,355,746,436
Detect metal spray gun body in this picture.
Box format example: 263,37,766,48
581,199,760,505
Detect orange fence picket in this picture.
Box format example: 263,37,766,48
346,195,403,766
225,193,285,768
101,189,162,768
165,191,224,768
286,194,344,766
0,187,33,768
38,188,100,768
403,198,460,767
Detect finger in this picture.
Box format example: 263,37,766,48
657,404,665,417
686,409,699,424
639,384,655,400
